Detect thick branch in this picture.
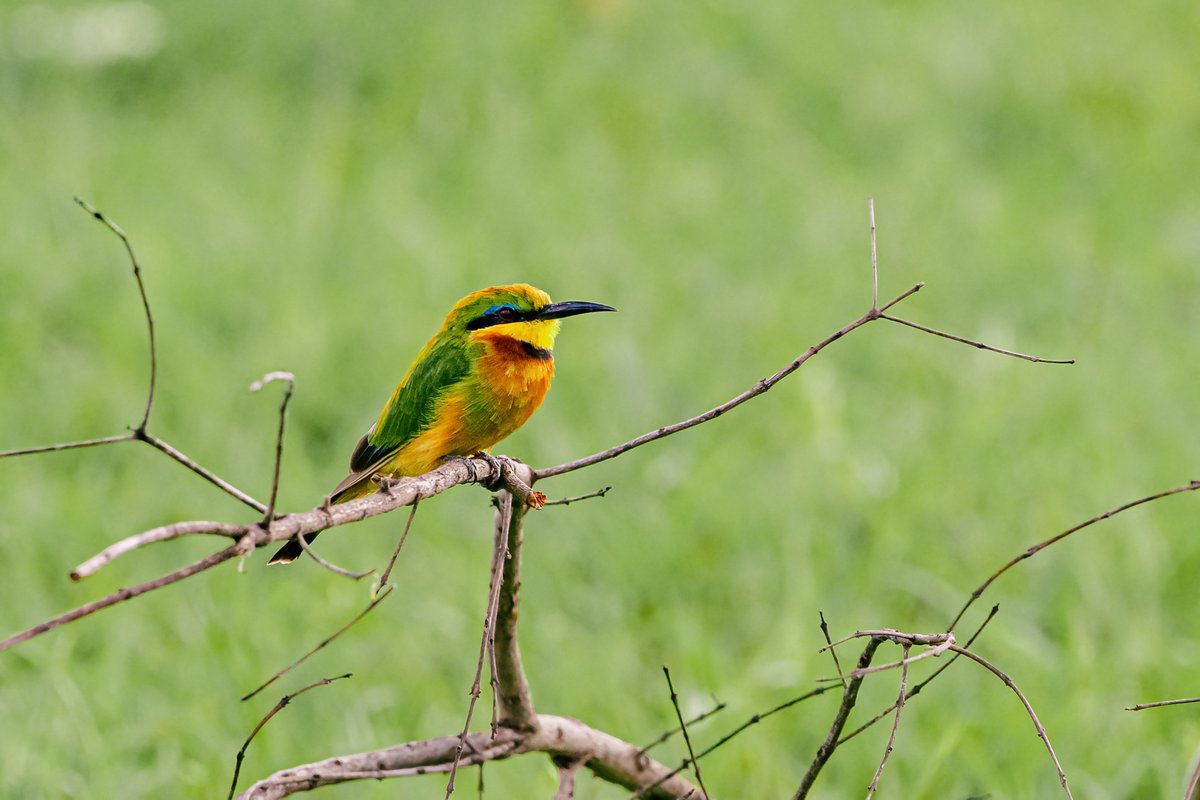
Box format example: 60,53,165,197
494,467,537,731
237,714,703,800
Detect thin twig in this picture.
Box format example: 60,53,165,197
139,430,267,512
75,197,158,430
663,667,710,800
1125,697,1200,712
241,586,394,702
639,701,727,754
0,537,253,653
543,486,612,507
839,605,1000,746
880,314,1075,364
378,500,419,589
865,645,909,800
71,521,250,580
949,480,1200,630
869,197,878,312
634,687,829,798
446,488,514,797
819,611,847,689
1188,754,1200,800
295,525,373,581
850,635,954,679
0,433,135,458
553,754,590,800
949,645,1072,798
793,637,884,799
536,284,924,480
228,674,352,800
250,372,295,526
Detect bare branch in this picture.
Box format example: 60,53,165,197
250,371,295,526
0,433,135,459
839,605,1001,746
1125,697,1200,712
819,611,847,689
294,518,374,580
636,687,829,798
238,714,702,800
377,500,419,589
865,645,909,800
793,637,884,799
949,480,1200,630
241,586,394,702
1,535,254,653
228,674,352,800
74,197,158,430
662,667,710,800
494,474,538,732
446,483,518,797
543,486,612,507
536,284,924,480
139,430,267,513
71,520,250,580
553,754,590,800
880,313,1075,364
639,700,726,754
869,196,878,312
949,645,1072,798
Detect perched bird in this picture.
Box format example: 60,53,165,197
269,283,615,564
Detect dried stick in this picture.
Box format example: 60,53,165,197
865,644,909,800
635,687,829,798
839,605,1000,746
535,283,923,480
0,537,253,652
241,586,394,702
543,486,612,506
880,314,1075,364
295,524,373,580
1125,697,1200,712
639,701,727,754
238,714,701,800
71,521,250,580
793,637,884,799
138,430,267,512
75,197,158,430
820,611,848,689
250,372,295,526
553,754,590,800
0,433,135,458
493,474,537,732
662,667,710,800
228,674,352,800
949,645,1072,798
948,479,1200,630
445,486,516,797
378,500,419,589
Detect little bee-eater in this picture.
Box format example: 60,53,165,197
269,284,614,564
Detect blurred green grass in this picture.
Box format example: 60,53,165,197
2,0,1199,797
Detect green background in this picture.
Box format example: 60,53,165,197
2,1,1199,797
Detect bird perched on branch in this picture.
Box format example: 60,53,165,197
268,283,615,564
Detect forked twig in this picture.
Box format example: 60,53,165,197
663,667,710,799
228,674,352,800
639,700,726,754
838,605,1001,746
378,500,420,589
820,611,848,689
949,480,1200,630
543,486,612,506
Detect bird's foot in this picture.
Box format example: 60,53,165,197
372,474,401,495
453,452,507,491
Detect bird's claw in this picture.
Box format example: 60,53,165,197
473,452,507,492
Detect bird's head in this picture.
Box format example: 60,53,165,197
446,284,615,354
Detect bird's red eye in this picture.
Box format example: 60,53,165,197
497,307,517,321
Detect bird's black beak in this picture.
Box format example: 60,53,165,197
537,301,617,320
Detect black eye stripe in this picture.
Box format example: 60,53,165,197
466,307,540,330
